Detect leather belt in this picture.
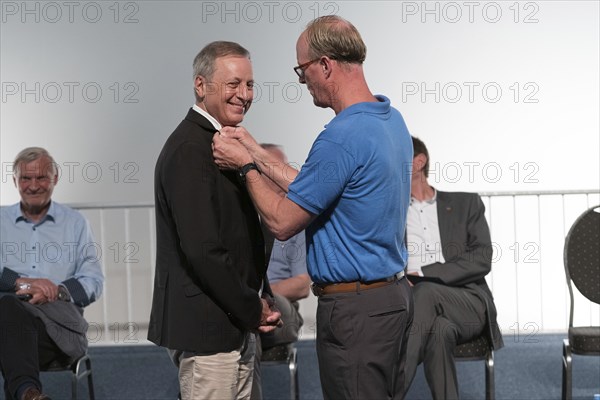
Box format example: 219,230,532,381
311,270,405,297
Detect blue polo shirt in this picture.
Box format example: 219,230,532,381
287,95,413,284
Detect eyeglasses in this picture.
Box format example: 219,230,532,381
293,58,320,79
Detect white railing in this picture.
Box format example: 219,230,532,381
73,190,600,346
75,203,155,346
479,190,599,340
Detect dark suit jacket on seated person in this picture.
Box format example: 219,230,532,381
403,188,503,399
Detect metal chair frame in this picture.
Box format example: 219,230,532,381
453,294,500,400
260,343,299,400
454,333,495,400
43,353,95,400
561,205,600,400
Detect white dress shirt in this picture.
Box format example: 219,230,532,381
406,190,446,276
192,103,222,130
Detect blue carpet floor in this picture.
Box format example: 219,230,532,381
1,334,599,399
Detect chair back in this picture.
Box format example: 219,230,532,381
564,205,600,306
43,359,76,372
454,334,490,360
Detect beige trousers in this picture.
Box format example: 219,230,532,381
179,333,256,400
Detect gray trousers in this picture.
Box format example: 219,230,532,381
317,278,413,400
403,282,486,400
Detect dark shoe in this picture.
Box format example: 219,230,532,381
21,387,52,400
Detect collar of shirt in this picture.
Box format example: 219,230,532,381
192,104,222,130
324,94,391,130
410,188,437,206
13,201,57,226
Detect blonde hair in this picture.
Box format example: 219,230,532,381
304,16,366,64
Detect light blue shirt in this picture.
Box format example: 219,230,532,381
0,201,104,306
287,95,413,284
267,231,308,284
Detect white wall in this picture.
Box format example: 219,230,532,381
1,1,598,206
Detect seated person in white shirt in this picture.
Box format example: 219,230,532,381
0,147,104,400
403,136,502,400
251,144,310,400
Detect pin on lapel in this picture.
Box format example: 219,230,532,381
446,207,452,212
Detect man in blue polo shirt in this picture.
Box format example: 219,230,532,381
213,15,414,399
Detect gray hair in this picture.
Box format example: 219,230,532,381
192,41,251,102
13,147,57,177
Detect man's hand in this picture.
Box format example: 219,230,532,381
212,132,253,170
406,272,419,287
220,126,259,153
16,278,58,304
257,296,283,333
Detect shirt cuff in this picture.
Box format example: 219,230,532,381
62,278,92,307
0,268,20,292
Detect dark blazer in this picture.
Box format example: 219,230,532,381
421,190,503,349
148,108,267,354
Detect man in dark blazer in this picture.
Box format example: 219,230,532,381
147,41,281,400
403,136,503,400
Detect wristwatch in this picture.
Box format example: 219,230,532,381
58,285,72,302
239,162,260,183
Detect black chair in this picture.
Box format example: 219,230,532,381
561,205,600,400
260,343,299,400
453,298,501,400
42,353,95,400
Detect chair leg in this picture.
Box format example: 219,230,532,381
71,369,78,400
485,349,495,400
562,339,572,400
72,355,94,400
288,347,299,400
85,357,95,400
3,377,12,400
